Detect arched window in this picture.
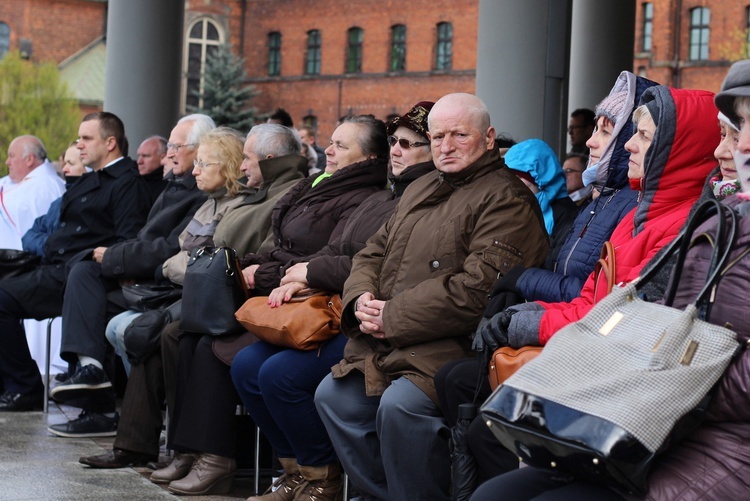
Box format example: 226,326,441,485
435,22,453,70
305,30,322,75
302,114,317,130
688,7,710,61
268,32,282,76
0,22,9,58
184,18,224,110
390,25,406,72
642,3,653,52
346,27,363,74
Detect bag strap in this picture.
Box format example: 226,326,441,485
593,240,616,298
636,199,738,314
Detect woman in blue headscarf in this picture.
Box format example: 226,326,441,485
504,138,576,257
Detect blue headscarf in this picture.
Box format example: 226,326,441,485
504,139,568,235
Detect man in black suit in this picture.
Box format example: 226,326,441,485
0,112,150,412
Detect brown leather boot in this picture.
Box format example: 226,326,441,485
149,452,197,484
247,458,305,501
293,463,343,501
166,453,236,496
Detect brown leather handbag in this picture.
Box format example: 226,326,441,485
488,345,543,390
235,290,343,351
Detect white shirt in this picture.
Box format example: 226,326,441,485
0,160,65,250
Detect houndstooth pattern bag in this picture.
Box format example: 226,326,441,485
481,200,742,494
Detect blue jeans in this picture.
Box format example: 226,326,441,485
230,333,347,466
105,309,143,376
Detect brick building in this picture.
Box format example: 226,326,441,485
1,0,749,143
185,0,478,141
634,0,749,91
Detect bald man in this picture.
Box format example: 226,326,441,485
315,93,550,501
0,135,65,250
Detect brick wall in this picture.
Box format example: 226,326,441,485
0,0,106,64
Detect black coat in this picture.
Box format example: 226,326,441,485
101,171,206,280
241,157,388,295
45,157,150,269
301,160,435,292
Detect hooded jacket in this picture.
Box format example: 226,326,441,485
516,72,657,303
212,153,306,256
528,86,720,344
240,157,388,295
332,149,549,403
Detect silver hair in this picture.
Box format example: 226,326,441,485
143,135,168,155
179,114,216,147
632,104,651,124
247,123,301,158
16,135,47,161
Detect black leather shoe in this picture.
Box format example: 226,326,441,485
0,391,44,412
79,448,157,469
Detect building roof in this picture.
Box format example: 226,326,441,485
59,36,105,106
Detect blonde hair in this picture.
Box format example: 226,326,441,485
735,97,750,121
631,104,652,125
198,127,245,196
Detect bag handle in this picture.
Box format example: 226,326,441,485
593,240,616,299
636,199,738,314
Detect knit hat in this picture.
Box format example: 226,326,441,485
595,90,629,126
386,101,435,140
715,59,750,124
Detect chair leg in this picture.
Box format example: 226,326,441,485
254,425,261,495
44,317,55,414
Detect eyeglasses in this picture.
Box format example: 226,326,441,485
563,168,583,175
193,159,221,169
167,143,197,152
387,135,430,149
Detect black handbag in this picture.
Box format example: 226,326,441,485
121,283,182,312
480,200,742,495
0,249,41,279
180,246,249,336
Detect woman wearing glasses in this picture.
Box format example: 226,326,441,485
227,103,435,500
105,127,250,376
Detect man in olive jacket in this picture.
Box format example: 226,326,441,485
316,93,550,501
0,112,150,412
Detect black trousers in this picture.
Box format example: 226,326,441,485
114,320,181,456
60,260,124,365
470,467,625,501
434,358,519,484
0,265,66,395
170,333,241,458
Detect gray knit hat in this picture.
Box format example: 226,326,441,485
595,90,628,126
715,59,750,124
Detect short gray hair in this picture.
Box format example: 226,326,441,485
179,114,216,147
247,123,301,158
16,135,47,161
144,135,168,156
632,104,651,125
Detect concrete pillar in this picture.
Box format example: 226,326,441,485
476,0,572,154
568,0,635,117
104,0,184,151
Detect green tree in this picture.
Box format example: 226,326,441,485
188,44,258,131
0,51,80,176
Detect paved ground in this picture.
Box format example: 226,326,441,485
0,401,262,501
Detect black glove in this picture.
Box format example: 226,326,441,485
472,309,517,373
484,266,526,318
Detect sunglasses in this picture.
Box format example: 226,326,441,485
387,135,430,149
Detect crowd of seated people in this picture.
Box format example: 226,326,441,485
2,58,750,501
